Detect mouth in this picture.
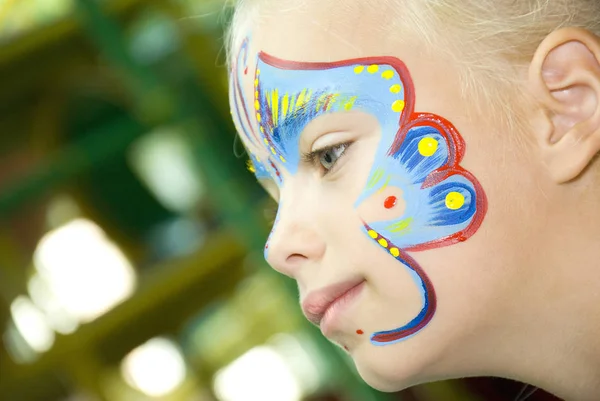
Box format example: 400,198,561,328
301,279,366,335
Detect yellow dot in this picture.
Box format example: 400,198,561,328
445,192,465,210
255,90,259,99
367,65,379,74
280,155,286,162
392,100,405,113
418,137,438,157
260,126,265,133
390,84,401,94
256,113,262,122
354,66,365,74
263,138,268,145
256,69,260,76
254,79,259,87
254,100,260,110
271,147,276,155
378,238,388,248
382,70,394,80
368,230,378,239
390,248,400,257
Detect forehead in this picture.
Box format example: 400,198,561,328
250,0,399,61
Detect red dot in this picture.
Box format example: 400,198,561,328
344,345,349,351
384,196,397,209
244,67,248,75
356,329,364,335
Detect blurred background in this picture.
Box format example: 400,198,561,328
0,1,561,400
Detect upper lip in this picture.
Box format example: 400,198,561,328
301,278,365,326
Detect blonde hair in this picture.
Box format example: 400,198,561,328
225,0,600,130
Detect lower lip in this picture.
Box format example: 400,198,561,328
320,281,366,337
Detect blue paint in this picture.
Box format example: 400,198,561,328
254,57,406,178
393,125,449,184
248,152,270,179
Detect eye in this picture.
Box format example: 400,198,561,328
317,144,348,171
302,143,351,175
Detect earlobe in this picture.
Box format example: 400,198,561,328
529,28,600,183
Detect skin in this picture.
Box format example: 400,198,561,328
228,2,600,400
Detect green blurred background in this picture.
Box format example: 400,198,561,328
0,1,561,400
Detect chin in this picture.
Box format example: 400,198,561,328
354,361,418,393
351,338,451,393
351,349,425,393
357,371,410,393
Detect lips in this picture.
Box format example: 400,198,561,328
301,279,366,330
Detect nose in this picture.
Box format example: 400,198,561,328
265,199,326,278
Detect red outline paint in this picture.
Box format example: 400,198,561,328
231,38,261,146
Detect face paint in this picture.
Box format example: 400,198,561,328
384,196,398,209
229,37,487,346
230,38,260,148
230,38,279,182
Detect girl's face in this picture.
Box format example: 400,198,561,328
229,3,552,391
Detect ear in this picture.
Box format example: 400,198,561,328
529,28,600,183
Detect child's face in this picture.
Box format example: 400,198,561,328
229,4,551,391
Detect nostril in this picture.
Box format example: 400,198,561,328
286,253,308,266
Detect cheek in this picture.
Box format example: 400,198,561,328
357,248,424,331
356,186,406,222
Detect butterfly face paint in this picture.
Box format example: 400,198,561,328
229,37,487,345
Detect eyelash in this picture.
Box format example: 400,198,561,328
302,142,352,175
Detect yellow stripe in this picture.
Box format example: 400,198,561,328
296,89,307,110
343,96,357,111
376,175,392,193
272,89,279,126
316,93,327,111
368,169,383,188
326,94,339,111
282,94,289,119
388,217,413,234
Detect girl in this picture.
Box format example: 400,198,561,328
226,1,600,400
